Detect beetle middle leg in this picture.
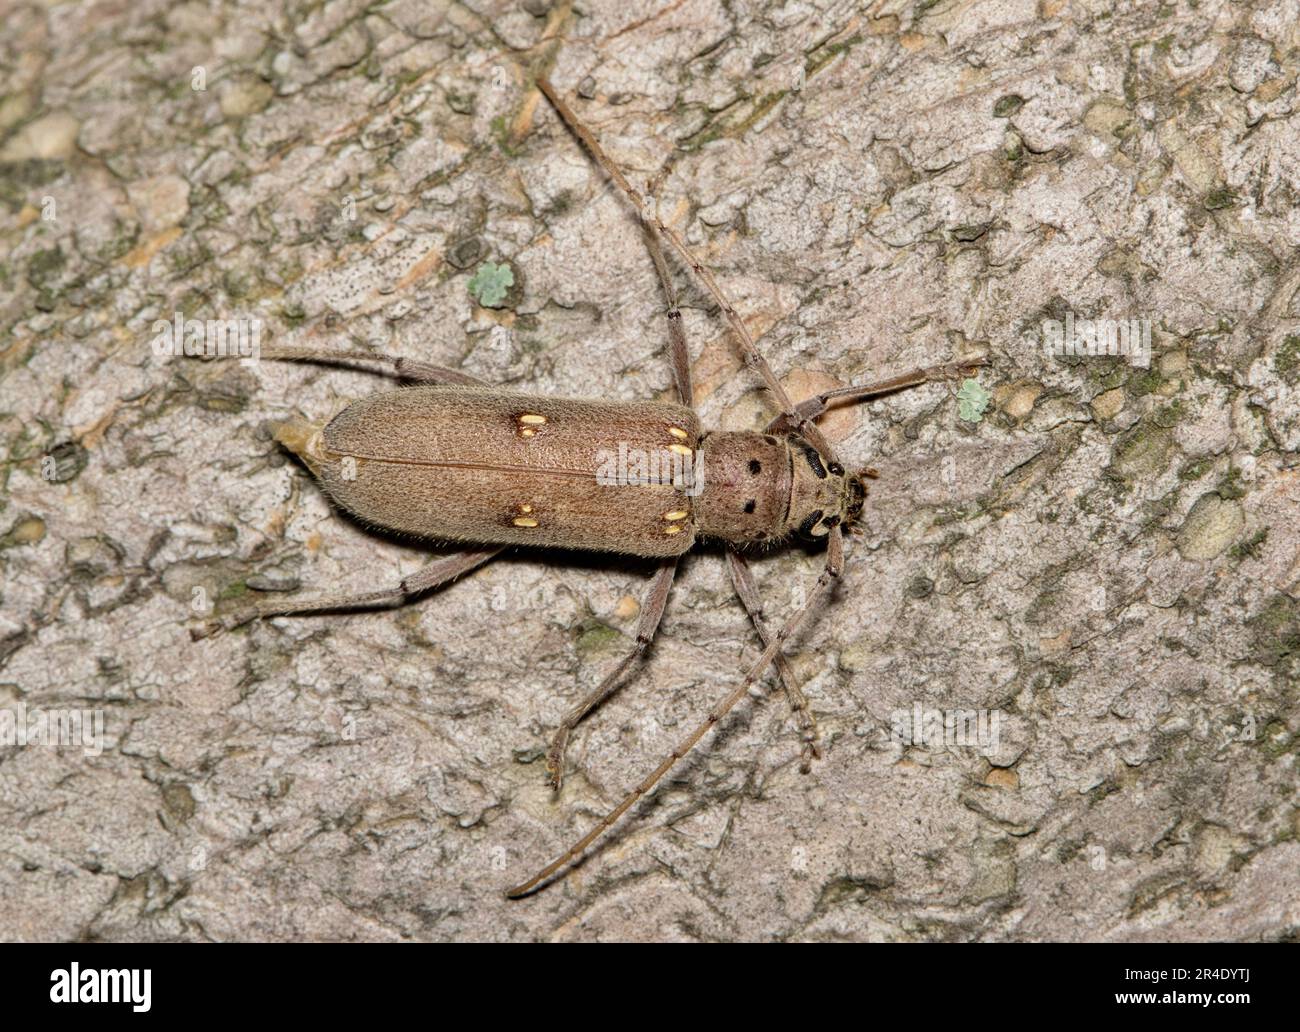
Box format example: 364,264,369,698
191,546,503,639
547,557,678,791
641,175,693,408
542,170,693,790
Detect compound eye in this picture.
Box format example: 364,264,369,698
797,509,825,539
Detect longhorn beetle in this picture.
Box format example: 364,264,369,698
192,77,987,897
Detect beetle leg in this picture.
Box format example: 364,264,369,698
765,360,989,434
640,179,693,408
255,343,487,385
725,548,821,773
190,547,503,639
546,558,678,792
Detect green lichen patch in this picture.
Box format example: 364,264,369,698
575,619,622,657
1275,334,1300,385
956,378,991,422
467,260,514,308
1247,595,1300,673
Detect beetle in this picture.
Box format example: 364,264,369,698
192,78,986,897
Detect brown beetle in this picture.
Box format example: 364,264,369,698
193,79,985,897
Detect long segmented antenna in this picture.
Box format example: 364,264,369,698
536,77,844,464
506,527,844,897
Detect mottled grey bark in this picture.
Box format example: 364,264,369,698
1,0,1297,941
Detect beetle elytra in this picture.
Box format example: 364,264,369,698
192,78,987,897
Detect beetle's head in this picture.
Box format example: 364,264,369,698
788,438,871,543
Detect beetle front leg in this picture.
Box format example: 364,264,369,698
190,547,503,639
546,558,678,792
766,360,988,434
725,549,821,773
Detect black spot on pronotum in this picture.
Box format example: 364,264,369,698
748,459,761,474
798,509,825,538
802,445,827,479
828,461,844,476
744,499,756,514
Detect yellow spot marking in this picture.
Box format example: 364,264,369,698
668,426,689,440
520,428,536,438
668,443,692,456
663,510,688,521
664,525,684,535
513,517,539,528
519,414,547,425
519,504,534,514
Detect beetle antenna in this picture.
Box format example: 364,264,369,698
536,76,847,468
506,526,846,897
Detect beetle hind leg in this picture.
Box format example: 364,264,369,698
190,547,503,639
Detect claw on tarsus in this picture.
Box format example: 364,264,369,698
188,606,257,641
545,727,569,793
